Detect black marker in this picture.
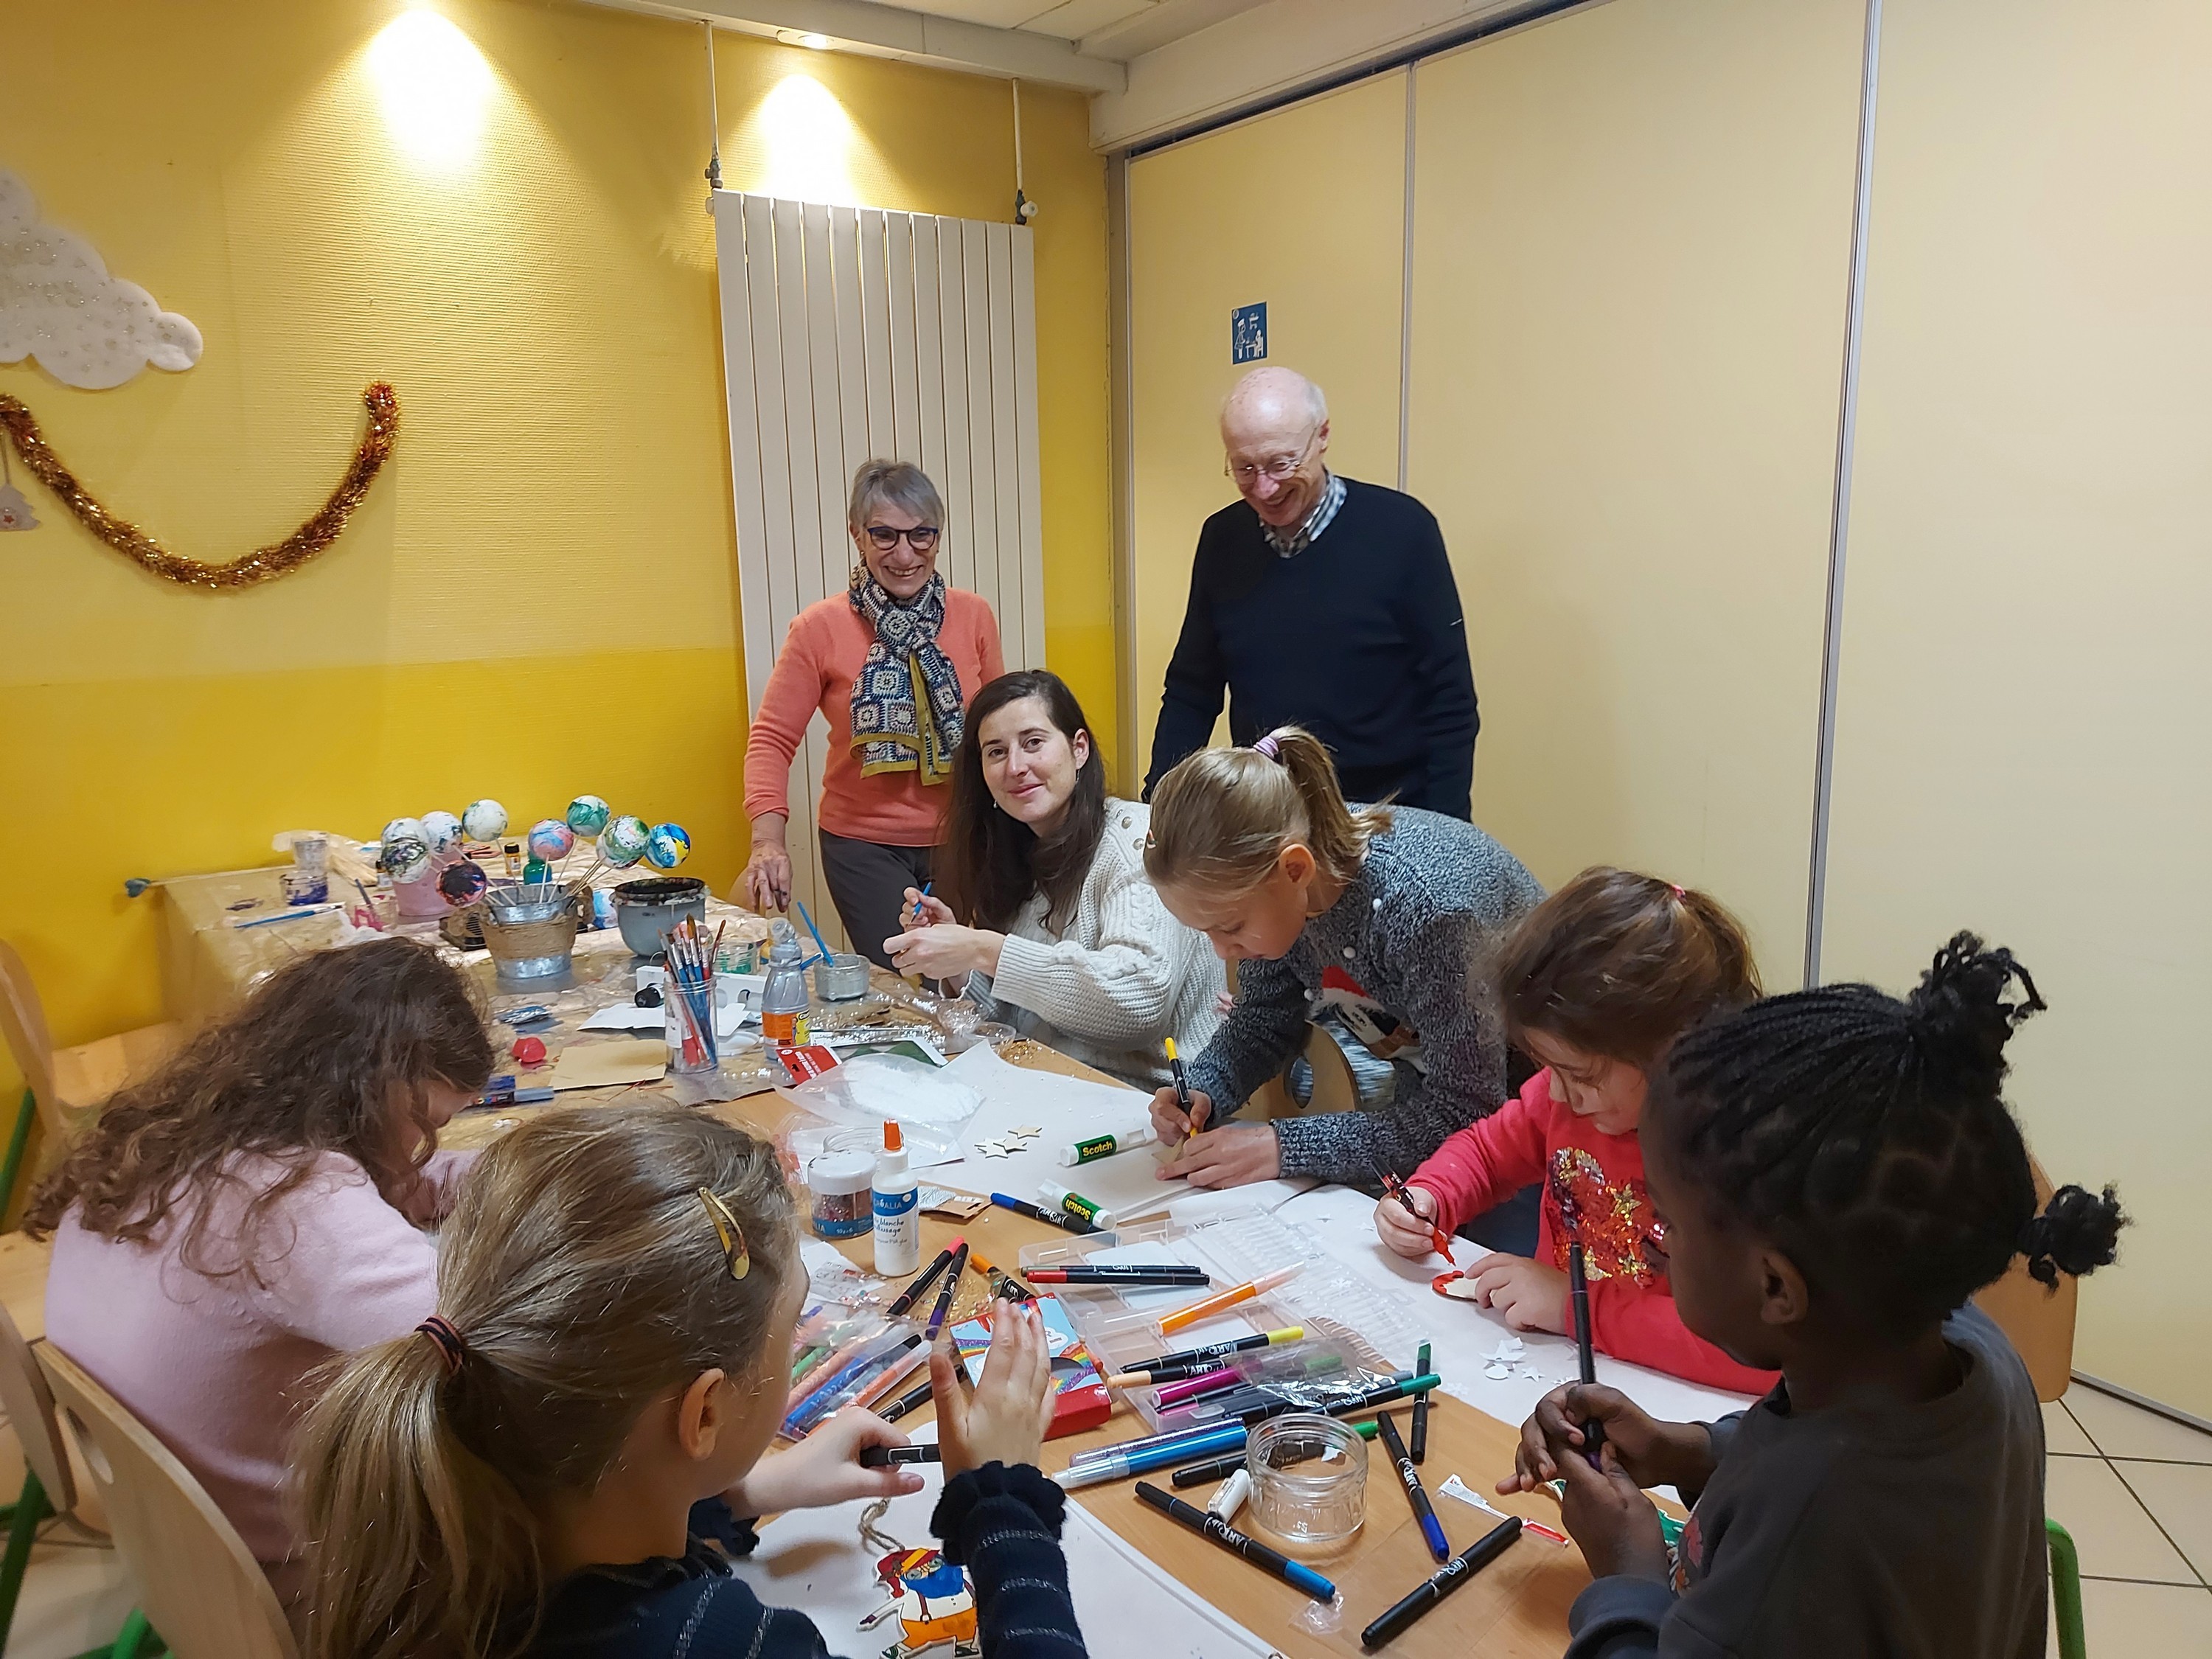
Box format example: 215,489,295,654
1376,1412,1449,1562
1134,1483,1336,1601
1120,1328,1304,1377
989,1192,1102,1236
877,1378,934,1423
1411,1339,1432,1464
859,1444,942,1467
1359,1517,1523,1649
886,1239,964,1319
925,1242,971,1341
1569,1242,1606,1468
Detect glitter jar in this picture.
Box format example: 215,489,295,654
807,1150,876,1239
1245,1413,1368,1551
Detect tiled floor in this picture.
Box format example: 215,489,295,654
3,1388,2207,1656
2045,1386,2212,1656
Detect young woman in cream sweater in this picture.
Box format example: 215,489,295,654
885,669,1222,1088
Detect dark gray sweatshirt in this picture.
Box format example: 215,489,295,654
1567,1305,2047,1659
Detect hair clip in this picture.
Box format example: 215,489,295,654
1252,733,1281,762
698,1187,751,1280
415,1315,465,1377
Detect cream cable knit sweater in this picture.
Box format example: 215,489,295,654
966,799,1225,1088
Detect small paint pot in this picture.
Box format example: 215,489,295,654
812,953,872,1002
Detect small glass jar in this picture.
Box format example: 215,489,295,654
1245,1413,1368,1551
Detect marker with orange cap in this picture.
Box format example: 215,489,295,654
1157,1265,1304,1336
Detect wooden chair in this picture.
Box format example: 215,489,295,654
37,1343,296,1659
0,1302,147,1655
0,939,183,1222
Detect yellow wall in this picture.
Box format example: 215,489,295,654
1405,0,1865,978
1124,73,1408,779
0,1,1107,1131
1820,0,2212,1416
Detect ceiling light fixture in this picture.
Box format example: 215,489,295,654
775,29,832,49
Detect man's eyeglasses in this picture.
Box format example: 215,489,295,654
1224,427,1321,486
863,524,940,552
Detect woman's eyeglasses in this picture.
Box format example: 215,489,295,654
697,1187,751,1280
863,524,940,552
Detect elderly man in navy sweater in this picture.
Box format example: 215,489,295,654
1144,366,1480,817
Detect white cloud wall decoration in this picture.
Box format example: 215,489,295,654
0,170,203,390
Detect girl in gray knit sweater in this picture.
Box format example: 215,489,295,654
1141,727,1543,1189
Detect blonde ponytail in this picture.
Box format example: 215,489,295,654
1144,727,1389,895
293,1106,800,1659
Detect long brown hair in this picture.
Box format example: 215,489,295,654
1500,867,1759,1068
24,937,493,1280
937,669,1107,931
293,1106,799,1659
1144,726,1391,895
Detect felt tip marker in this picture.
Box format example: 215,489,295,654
1119,1328,1305,1377
1054,1422,1251,1489
885,1238,964,1319
1411,1340,1433,1465
877,1377,934,1423
990,1193,1102,1236
925,1242,970,1340
1359,1517,1523,1650
1163,1037,1200,1145
1376,1413,1449,1562
1151,1368,1243,1409
1134,1484,1337,1603
1037,1181,1115,1229
965,1251,1036,1304
1569,1242,1607,1468
1024,1265,1208,1287
858,1444,942,1467
1158,1265,1303,1336
1105,1358,1227,1389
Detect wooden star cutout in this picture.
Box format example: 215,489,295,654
1006,1125,1042,1141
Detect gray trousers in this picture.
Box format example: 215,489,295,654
816,829,934,970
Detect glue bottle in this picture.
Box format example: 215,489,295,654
872,1121,921,1276
759,923,810,1048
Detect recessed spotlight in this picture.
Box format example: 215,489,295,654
776,29,832,49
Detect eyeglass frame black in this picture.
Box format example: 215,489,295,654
860,524,941,552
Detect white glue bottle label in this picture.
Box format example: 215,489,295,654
872,1121,920,1276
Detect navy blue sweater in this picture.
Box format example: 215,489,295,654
524,1466,1084,1659
1144,479,1479,818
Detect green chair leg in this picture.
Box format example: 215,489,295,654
2048,1517,2087,1659
0,1084,35,1227
106,1606,156,1659
0,1467,52,1648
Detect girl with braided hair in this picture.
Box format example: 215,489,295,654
1505,932,2124,1659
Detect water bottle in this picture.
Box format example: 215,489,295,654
759,922,811,1047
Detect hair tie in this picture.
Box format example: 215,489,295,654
1671,884,1686,900
415,1315,465,1377
1252,734,1281,762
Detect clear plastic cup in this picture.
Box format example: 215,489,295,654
1245,1413,1368,1551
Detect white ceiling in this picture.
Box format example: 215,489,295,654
861,0,1268,62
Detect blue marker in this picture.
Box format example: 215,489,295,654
1135,1483,1338,1602
1377,1412,1449,1562
910,880,934,928
1060,1421,1251,1487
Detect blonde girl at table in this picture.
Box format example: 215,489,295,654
26,938,495,1610
740,460,1006,967
883,669,1225,1088
294,1106,1083,1659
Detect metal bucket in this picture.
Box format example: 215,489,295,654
481,886,581,987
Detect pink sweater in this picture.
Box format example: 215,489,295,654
44,1147,473,1595
742,589,1004,846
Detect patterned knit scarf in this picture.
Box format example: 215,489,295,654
848,568,964,785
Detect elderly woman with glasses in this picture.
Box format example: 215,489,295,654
740,460,1005,967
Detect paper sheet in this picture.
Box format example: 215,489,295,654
1267,1183,1756,1433
729,1425,1281,1659
546,1037,667,1091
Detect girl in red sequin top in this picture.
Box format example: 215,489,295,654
1374,869,1778,1393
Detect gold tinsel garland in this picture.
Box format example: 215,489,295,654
0,381,399,591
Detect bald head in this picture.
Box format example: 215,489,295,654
1221,367,1328,442
1220,366,1332,526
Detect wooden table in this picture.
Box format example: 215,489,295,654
150,888,1593,1657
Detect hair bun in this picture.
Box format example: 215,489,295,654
2020,1183,2126,1287
1903,931,2045,1099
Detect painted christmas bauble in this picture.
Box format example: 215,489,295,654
526,818,575,862
462,799,508,841
422,810,465,854
644,822,692,871
566,794,612,838
382,817,427,855
383,835,433,883
601,815,650,869
437,858,490,903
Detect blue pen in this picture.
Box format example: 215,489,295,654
1377,1412,1450,1562
910,880,934,928
1135,1483,1338,1602
989,1192,1099,1236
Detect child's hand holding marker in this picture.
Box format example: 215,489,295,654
1150,1037,1210,1151
1501,1383,1715,1499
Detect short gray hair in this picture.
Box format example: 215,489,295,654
847,460,946,535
